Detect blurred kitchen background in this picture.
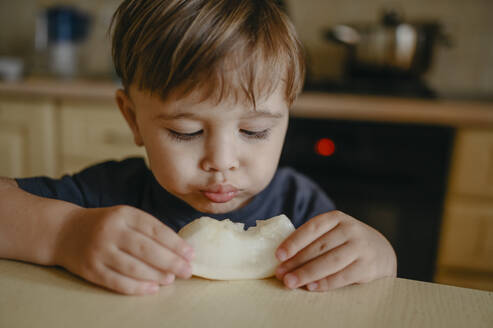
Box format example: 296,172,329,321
0,0,492,99
0,0,492,291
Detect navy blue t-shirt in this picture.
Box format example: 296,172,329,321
16,158,335,231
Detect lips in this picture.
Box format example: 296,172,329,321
201,184,239,203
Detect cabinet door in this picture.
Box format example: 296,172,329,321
449,129,493,197
438,200,493,272
59,100,146,175
0,99,56,178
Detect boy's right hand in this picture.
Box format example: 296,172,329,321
55,205,194,295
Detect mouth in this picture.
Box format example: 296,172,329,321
201,185,239,203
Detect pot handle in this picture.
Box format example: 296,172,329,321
437,29,453,48
324,25,361,46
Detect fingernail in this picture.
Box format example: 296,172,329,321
275,266,286,278
284,273,298,289
184,246,195,261
276,249,287,262
181,264,192,278
162,273,175,285
307,282,318,291
144,283,159,294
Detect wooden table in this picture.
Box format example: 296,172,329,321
1,259,492,328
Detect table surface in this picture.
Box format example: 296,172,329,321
1,259,492,328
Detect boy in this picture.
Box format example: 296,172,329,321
0,0,396,295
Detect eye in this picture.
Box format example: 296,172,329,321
167,129,203,141
240,129,271,140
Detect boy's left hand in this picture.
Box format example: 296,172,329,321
275,210,397,292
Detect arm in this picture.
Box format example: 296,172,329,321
0,177,79,265
0,177,195,295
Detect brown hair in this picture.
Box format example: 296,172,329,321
110,0,305,107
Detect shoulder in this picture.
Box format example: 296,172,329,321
74,157,148,181
268,167,336,227
16,157,150,208
271,166,323,194
72,157,150,205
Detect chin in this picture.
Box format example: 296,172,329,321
192,198,251,215
195,203,241,214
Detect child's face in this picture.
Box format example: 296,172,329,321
117,85,289,214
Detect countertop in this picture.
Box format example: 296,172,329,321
1,78,493,127
1,259,492,328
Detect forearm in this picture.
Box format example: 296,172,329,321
0,177,81,266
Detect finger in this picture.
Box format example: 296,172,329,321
282,243,357,289
275,224,348,280
119,232,192,279
85,262,160,295
104,248,175,285
306,260,366,292
126,213,194,261
276,211,342,262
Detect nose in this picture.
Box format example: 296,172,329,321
200,133,239,172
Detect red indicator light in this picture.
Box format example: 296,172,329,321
315,138,336,157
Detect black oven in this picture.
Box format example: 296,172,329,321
279,117,454,282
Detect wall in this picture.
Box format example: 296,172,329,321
286,0,493,98
0,0,492,98
0,0,121,79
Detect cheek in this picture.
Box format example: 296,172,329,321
148,149,197,193
142,134,198,183
244,133,286,184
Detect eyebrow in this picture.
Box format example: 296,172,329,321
154,109,284,121
155,113,196,120
242,109,285,119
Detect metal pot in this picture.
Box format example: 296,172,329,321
324,9,452,78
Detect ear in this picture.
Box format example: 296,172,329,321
116,89,144,146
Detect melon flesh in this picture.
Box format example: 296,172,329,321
177,215,295,280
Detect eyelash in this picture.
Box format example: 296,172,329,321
166,129,271,141
167,129,202,142
240,129,271,140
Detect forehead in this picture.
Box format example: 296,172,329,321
129,84,288,118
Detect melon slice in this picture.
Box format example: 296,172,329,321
178,215,295,280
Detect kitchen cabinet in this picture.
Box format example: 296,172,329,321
0,97,144,179
59,100,145,174
0,99,57,178
447,129,493,197
435,129,493,290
